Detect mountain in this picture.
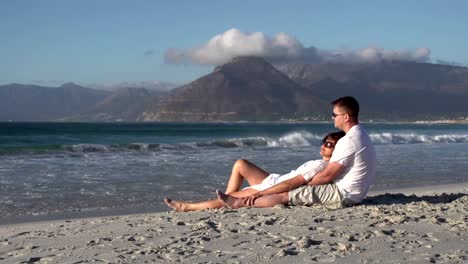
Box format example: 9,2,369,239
0,83,110,121
64,88,166,122
3,59,468,122
140,56,329,121
87,81,178,91
275,61,468,120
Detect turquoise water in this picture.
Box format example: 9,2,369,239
1,122,467,221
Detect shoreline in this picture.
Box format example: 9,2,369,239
1,184,466,263
1,182,467,227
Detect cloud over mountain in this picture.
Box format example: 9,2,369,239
165,28,431,66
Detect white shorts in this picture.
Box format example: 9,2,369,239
244,173,282,191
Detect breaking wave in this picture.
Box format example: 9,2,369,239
370,133,468,144
199,131,323,148
1,131,467,155
55,133,468,153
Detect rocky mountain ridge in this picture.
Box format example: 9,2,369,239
141,57,328,121
1,57,468,122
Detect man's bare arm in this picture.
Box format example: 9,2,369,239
308,162,344,186
241,175,306,206
259,175,307,196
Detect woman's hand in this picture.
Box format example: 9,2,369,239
242,192,263,206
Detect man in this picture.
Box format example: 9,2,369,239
218,96,377,209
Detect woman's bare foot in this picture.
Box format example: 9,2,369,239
164,197,190,212
216,190,245,209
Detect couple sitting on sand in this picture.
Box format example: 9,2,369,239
165,96,377,211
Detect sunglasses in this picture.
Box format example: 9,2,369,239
332,112,346,118
322,141,335,148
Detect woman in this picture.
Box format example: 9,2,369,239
164,131,345,212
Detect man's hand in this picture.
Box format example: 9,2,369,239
240,176,307,206
242,192,263,206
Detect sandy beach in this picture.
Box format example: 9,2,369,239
1,184,467,264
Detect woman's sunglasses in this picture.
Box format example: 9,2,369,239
322,141,335,149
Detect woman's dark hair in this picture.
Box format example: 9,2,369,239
322,131,346,143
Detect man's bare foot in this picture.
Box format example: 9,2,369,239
164,197,190,212
216,190,245,209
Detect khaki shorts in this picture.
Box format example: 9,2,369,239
288,183,345,209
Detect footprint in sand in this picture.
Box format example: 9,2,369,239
311,254,337,262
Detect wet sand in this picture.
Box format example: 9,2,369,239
1,184,467,263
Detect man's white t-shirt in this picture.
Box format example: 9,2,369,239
330,124,376,203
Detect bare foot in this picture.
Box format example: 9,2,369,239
164,197,190,212
216,190,245,209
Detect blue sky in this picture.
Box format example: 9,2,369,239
1,0,467,86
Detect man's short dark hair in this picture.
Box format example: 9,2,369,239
332,96,360,117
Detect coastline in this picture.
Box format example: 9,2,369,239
1,118,468,124
1,183,467,263
2,182,466,226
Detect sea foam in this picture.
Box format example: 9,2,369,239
370,133,468,144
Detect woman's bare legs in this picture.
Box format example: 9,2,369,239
225,159,269,194
164,188,259,212
217,190,289,209
164,159,268,212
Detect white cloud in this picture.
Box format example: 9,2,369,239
165,28,431,66
165,28,319,65
319,47,431,64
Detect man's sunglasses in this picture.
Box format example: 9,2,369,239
332,112,346,118
322,141,335,148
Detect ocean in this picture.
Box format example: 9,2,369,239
1,122,467,222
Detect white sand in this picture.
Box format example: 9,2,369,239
1,184,467,263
